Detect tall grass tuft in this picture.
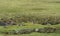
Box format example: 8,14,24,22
0,15,60,25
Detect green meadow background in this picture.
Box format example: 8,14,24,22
0,0,60,36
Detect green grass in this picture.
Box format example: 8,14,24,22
0,0,60,36
0,23,59,36
0,33,60,36
0,0,60,17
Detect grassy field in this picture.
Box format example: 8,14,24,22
0,0,60,17
0,0,60,36
0,33,60,36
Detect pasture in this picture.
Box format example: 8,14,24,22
0,0,60,36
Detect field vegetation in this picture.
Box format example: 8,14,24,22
0,0,60,36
